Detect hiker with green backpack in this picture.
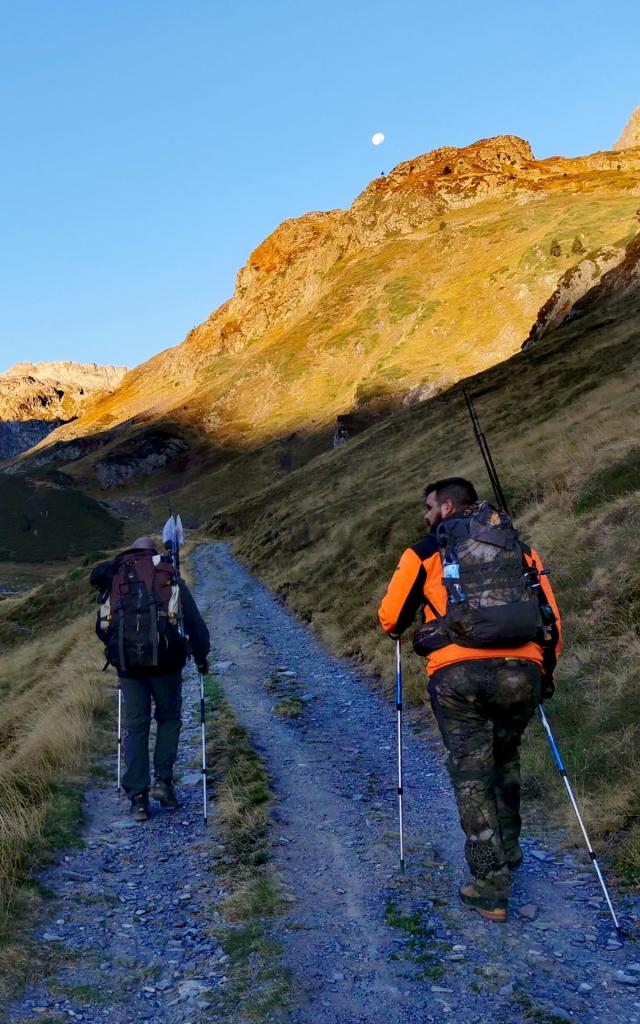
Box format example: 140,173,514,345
90,536,210,822
378,477,562,922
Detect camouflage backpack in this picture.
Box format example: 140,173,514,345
416,502,542,652
96,550,187,673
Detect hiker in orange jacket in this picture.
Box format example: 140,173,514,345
378,477,562,922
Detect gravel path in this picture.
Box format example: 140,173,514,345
194,542,640,1024
5,541,640,1024
6,665,228,1024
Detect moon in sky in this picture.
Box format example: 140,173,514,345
371,132,385,146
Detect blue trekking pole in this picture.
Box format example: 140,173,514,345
396,638,405,874
537,706,622,938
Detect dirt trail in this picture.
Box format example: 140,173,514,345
195,542,640,1024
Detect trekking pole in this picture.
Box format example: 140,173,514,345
395,638,405,874
116,685,123,795
537,705,622,938
199,672,208,826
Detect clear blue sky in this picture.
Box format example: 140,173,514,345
1,0,638,374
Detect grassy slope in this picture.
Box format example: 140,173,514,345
202,268,640,879
0,567,112,998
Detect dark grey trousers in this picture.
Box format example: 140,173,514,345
120,672,182,797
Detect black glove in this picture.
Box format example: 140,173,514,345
196,659,210,676
540,673,555,703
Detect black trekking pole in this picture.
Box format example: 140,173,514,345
116,684,123,795
462,386,510,516
199,671,208,826
396,637,406,874
462,386,623,939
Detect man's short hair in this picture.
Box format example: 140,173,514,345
424,477,478,510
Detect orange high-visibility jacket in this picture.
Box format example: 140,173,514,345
378,529,562,676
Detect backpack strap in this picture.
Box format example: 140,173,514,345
149,568,159,666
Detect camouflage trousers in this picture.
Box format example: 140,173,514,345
428,658,541,902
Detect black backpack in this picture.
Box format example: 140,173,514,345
414,502,543,653
96,551,187,673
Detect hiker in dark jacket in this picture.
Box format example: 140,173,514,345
378,478,562,922
90,536,210,822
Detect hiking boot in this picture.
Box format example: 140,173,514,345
130,793,150,822
151,779,179,808
459,883,507,923
506,849,524,871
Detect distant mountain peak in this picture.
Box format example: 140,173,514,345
4,361,127,389
0,361,128,461
613,106,640,151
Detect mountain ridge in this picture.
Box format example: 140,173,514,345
8,134,640,491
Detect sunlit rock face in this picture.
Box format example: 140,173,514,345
613,107,640,151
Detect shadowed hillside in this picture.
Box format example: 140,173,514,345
0,475,122,563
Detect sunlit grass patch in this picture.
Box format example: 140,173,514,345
203,674,292,1020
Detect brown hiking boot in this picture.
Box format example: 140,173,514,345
130,793,150,822
459,883,507,923
151,779,179,808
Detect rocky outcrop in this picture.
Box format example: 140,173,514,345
524,232,640,353
94,433,188,489
570,232,640,310
522,245,625,349
0,362,127,460
613,107,640,151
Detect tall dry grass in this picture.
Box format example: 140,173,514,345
0,605,110,992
